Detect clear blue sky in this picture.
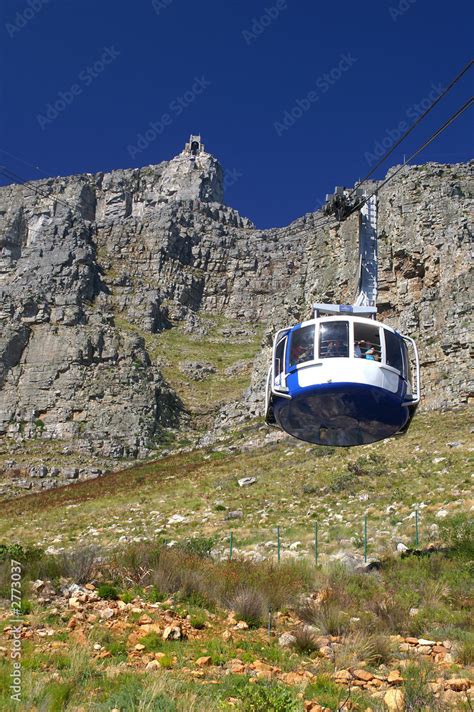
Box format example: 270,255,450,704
1,0,472,228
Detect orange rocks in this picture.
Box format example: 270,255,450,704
384,688,404,711
353,669,374,682
387,670,403,684
195,656,212,667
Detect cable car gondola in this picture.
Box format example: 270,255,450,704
265,192,420,447
265,303,420,446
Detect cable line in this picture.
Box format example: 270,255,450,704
344,95,474,219
348,59,473,196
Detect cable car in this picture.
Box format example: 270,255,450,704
265,303,420,447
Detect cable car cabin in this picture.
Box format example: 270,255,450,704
265,306,420,447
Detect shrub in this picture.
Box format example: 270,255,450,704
157,653,174,669
145,586,166,603
329,471,357,493
335,632,393,669
58,546,99,584
112,540,163,585
455,634,474,666
240,681,300,711
119,591,134,604
402,662,441,711
348,453,386,478
366,596,410,635
179,536,216,558
97,584,119,600
439,513,473,558
189,612,207,629
232,588,268,628
298,600,348,637
291,626,319,654
19,599,32,615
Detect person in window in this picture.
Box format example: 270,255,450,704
365,347,376,361
326,341,338,357
292,334,314,364
354,341,362,358
358,339,368,357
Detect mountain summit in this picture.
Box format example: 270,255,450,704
0,140,471,494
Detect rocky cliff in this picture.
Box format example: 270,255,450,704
0,138,472,491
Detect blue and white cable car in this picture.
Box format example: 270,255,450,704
265,304,420,447
264,191,420,447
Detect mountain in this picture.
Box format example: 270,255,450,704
0,137,472,495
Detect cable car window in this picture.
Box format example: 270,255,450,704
289,325,315,366
319,321,349,358
385,329,403,372
354,323,382,361
274,337,286,377
401,339,411,382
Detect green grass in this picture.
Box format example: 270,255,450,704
0,410,471,565
114,313,263,422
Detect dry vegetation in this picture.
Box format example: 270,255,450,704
0,408,472,709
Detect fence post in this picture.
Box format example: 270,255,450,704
314,522,319,564
364,514,368,562
229,530,233,560
277,526,281,563
415,509,419,547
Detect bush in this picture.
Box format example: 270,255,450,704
232,588,268,628
402,662,441,711
189,612,207,629
179,536,216,558
439,513,473,558
58,546,99,584
455,634,474,666
291,626,319,654
335,632,393,669
298,600,348,636
240,681,300,711
119,591,134,604
97,584,119,600
348,453,386,478
112,540,163,586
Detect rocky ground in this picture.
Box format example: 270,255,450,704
0,407,472,710
0,537,472,710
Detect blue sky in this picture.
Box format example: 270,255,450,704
1,0,472,228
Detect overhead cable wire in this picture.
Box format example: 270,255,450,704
348,59,473,196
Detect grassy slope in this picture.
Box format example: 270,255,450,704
0,409,472,711
0,409,472,559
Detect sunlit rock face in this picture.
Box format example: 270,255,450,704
0,135,472,459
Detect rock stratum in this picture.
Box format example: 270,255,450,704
0,139,472,474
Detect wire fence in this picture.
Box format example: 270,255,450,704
224,509,424,564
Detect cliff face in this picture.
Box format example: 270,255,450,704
0,140,472,473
